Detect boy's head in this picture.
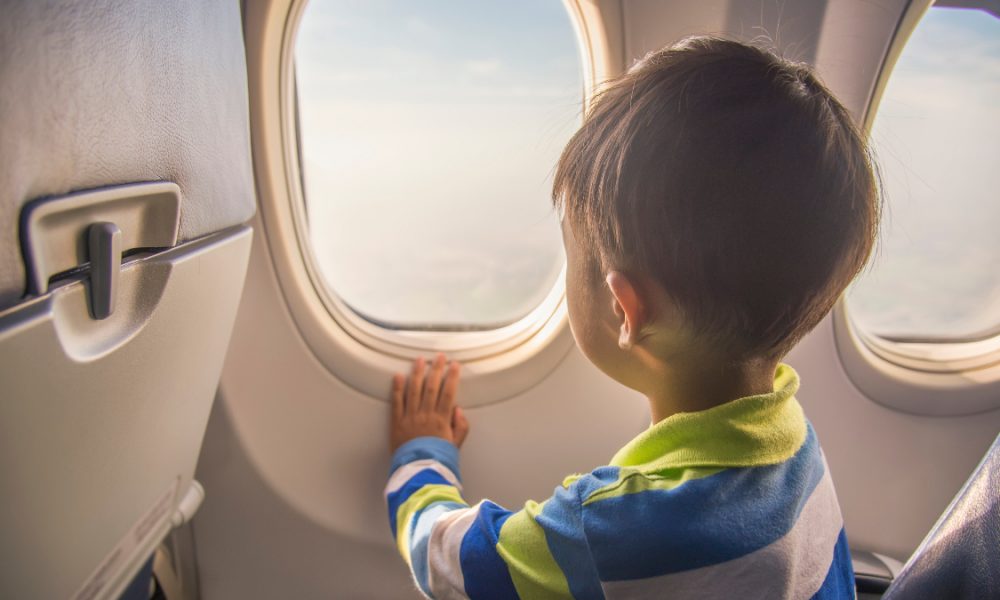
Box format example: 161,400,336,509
554,36,879,369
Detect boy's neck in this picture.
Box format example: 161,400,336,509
645,357,779,424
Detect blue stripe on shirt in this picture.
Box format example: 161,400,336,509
537,482,605,600
459,501,519,600
573,466,622,499
387,469,453,537
586,427,825,580
391,436,462,479
812,528,855,599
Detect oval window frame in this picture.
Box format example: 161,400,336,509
835,0,1000,417
249,0,622,406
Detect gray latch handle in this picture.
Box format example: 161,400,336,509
19,182,181,320
87,223,122,320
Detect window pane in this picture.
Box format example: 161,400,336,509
849,6,1000,341
294,0,582,330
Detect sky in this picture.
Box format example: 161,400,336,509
848,7,1000,341
295,0,581,329
296,2,999,340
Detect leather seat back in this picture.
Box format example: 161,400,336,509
0,0,254,309
884,434,1000,599
0,1,256,598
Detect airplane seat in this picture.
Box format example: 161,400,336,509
881,433,1000,599
852,550,902,599
0,1,255,598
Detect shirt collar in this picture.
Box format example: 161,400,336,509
610,363,807,470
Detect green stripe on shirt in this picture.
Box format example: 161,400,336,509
395,484,466,562
610,364,806,471
497,499,573,599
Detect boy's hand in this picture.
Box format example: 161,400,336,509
390,354,470,453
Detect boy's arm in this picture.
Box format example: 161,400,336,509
386,356,599,600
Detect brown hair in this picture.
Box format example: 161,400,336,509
553,36,879,360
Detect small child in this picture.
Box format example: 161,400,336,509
385,36,878,599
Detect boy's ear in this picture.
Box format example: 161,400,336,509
605,271,646,350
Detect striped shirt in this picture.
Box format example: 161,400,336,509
384,364,855,599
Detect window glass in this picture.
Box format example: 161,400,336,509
849,5,1000,341
294,1,583,330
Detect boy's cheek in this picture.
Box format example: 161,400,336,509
568,307,615,372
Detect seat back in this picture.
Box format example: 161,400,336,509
0,1,255,597
883,433,1000,599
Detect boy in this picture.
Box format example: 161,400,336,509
385,37,878,599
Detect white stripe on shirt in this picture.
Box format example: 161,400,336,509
386,459,462,496
426,503,482,600
601,469,844,600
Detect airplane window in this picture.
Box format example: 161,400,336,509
848,5,1000,343
293,1,583,331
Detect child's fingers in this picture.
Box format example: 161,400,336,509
437,361,461,415
391,373,405,419
422,353,447,411
452,406,470,448
406,357,426,413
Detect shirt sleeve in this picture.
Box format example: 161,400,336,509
385,437,601,600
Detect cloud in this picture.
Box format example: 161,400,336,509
854,8,1000,339
464,59,503,75
406,16,435,36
